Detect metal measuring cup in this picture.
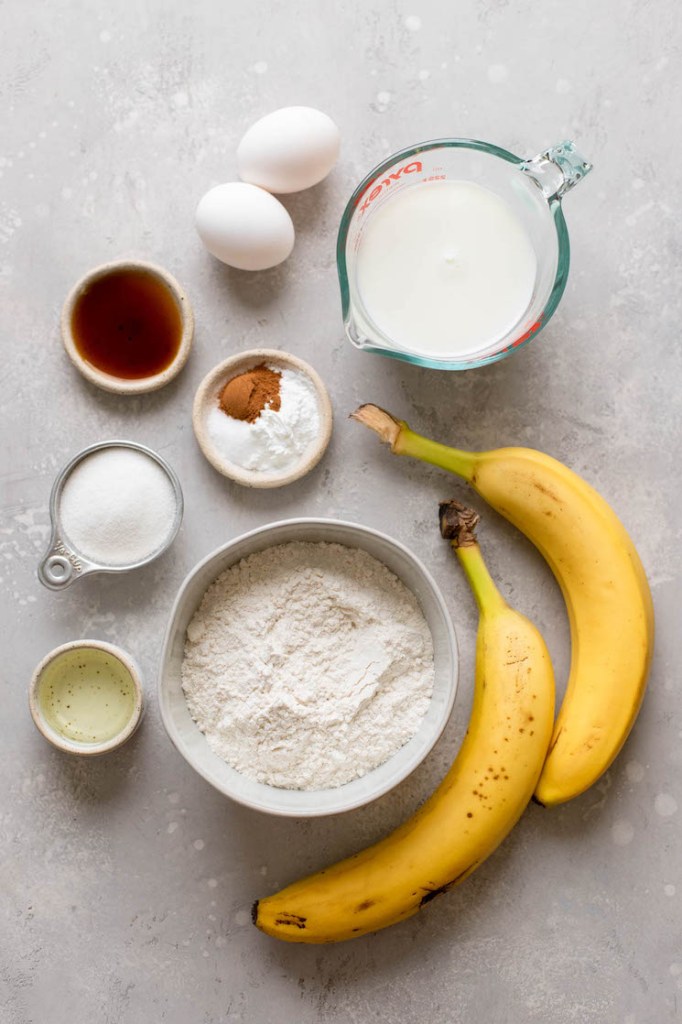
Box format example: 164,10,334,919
38,440,184,591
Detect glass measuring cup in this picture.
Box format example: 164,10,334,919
38,440,183,591
336,139,592,370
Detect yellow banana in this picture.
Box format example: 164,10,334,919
254,502,555,944
351,404,654,806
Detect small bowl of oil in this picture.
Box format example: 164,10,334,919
29,640,144,755
61,259,194,395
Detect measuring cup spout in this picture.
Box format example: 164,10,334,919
520,141,593,201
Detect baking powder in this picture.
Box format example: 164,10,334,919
181,542,435,790
206,365,320,472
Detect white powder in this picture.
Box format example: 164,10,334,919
206,366,320,472
59,447,178,566
181,542,435,790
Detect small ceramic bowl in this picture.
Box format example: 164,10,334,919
29,640,144,756
158,518,458,816
61,259,194,394
192,349,333,488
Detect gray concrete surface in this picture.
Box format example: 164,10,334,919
2,1,680,1021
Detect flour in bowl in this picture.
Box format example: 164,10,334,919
181,541,435,790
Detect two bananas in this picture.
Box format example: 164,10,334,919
253,405,654,944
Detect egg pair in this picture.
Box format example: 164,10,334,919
195,107,340,272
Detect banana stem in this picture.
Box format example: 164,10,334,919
351,405,477,481
439,500,506,615
455,545,507,616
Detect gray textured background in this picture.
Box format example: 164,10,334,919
2,1,680,1021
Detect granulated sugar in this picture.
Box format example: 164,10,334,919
59,447,177,566
181,541,435,790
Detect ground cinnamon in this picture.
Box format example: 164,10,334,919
219,363,282,422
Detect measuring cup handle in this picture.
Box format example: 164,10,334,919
520,141,593,201
38,546,81,590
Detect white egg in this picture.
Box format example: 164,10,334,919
195,182,295,271
237,106,340,194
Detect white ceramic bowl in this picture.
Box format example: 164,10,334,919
192,350,333,488
61,259,194,394
29,639,144,756
158,518,458,816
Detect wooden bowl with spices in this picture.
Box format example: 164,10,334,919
192,350,333,488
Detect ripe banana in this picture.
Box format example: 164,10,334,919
352,403,654,806
254,502,555,944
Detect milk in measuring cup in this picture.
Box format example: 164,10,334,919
356,180,537,359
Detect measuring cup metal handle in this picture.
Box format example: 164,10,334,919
38,539,84,590
520,140,593,201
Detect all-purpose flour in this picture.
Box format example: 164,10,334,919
181,541,435,790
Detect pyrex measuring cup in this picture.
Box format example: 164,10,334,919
337,139,592,370
38,440,183,591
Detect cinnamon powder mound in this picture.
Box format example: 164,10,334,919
219,363,282,422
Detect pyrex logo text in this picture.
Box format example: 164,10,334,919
356,161,423,213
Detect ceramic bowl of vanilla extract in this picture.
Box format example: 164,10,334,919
61,259,194,394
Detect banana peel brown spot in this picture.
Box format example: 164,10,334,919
355,899,376,912
532,480,560,503
418,866,477,907
272,911,307,930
